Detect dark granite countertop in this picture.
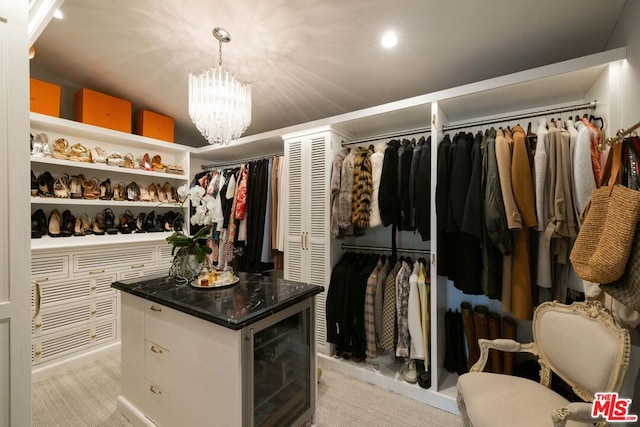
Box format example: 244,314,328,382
112,273,323,330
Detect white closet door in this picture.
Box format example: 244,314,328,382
284,138,305,282
306,134,330,351
0,1,31,426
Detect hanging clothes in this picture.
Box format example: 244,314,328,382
408,260,425,359
395,259,413,358
379,260,402,353
397,139,414,231
436,135,454,277
415,136,432,241
378,140,402,227
352,147,373,235
338,150,356,235
331,149,350,237
369,144,385,228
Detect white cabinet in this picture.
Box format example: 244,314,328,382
283,128,340,355
30,241,172,374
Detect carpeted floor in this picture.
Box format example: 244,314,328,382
32,349,461,426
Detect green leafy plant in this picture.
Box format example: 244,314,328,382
166,226,212,263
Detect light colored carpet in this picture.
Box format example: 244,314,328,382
32,349,461,426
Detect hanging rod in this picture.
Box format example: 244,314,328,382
341,125,431,147
599,119,640,150
201,152,284,171
341,243,430,255
442,100,597,132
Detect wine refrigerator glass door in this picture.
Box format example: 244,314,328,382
243,299,315,427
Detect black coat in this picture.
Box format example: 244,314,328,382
378,140,402,227
436,135,453,276
397,139,414,231
415,136,431,241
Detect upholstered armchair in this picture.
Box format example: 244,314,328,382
457,301,631,427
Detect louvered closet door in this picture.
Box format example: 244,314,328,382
306,134,330,352
285,138,306,282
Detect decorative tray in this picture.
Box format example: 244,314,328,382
190,276,240,290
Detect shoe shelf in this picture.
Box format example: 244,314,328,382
30,196,182,208
30,156,189,182
31,231,174,251
30,113,195,155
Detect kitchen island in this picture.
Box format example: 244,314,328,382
112,273,323,427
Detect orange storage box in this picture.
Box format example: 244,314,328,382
135,109,175,142
30,78,61,117
75,88,132,133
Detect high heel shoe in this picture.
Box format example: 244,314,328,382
103,208,118,234
31,171,39,197
148,183,159,202
53,173,70,198
139,185,151,202
60,210,75,237
142,153,152,171
48,209,62,237
152,155,166,173
113,182,127,201
99,179,113,200
31,209,47,238
162,182,177,203
135,212,146,233
124,153,135,169
157,183,168,203
37,172,54,197
126,182,140,201
76,213,92,236
82,177,101,200
144,211,159,232
92,213,106,235
118,210,136,234
69,174,85,199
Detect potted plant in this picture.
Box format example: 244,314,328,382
166,184,219,283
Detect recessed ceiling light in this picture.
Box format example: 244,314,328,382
381,31,398,48
53,9,63,19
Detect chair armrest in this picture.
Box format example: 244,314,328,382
552,402,607,427
470,339,539,373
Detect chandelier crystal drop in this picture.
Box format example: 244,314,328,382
188,27,252,145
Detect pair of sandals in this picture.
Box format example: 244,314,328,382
31,133,52,157
47,209,75,237
53,139,92,162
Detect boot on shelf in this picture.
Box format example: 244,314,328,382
502,316,517,375
460,302,478,369
488,312,503,374
454,310,468,375
472,305,489,371
444,309,456,373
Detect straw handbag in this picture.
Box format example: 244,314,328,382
570,143,640,283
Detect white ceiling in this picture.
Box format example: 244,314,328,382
31,0,626,147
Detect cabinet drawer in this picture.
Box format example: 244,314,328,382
144,379,173,427
32,296,116,337
31,273,117,310
157,244,175,266
144,301,182,349
73,246,156,274
145,340,172,390
118,267,165,281
31,254,69,281
32,318,117,365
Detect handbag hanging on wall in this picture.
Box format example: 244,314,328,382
570,142,640,283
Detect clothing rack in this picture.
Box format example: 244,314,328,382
341,243,430,255
341,126,432,147
599,119,640,150
201,152,284,171
442,100,597,132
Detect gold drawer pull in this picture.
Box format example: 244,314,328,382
35,323,42,328
34,351,42,357
34,277,49,283
90,286,97,291
149,385,162,395
150,306,162,312
90,310,97,315
150,345,163,354
89,269,105,275
131,264,144,269
90,334,96,339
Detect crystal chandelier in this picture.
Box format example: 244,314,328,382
189,27,252,145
